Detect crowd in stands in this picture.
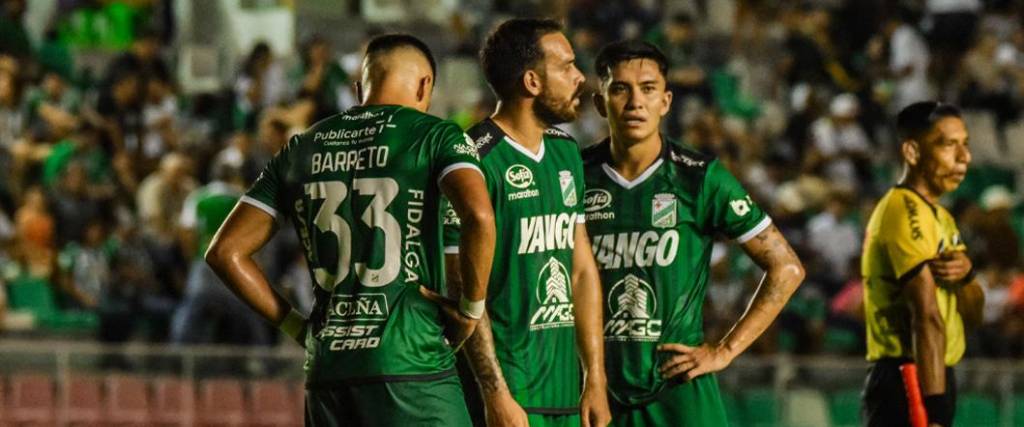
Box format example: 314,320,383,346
1,0,1024,361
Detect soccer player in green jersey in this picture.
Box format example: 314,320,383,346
205,34,496,426
443,18,611,427
584,40,805,426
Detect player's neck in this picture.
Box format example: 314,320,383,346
609,133,662,181
492,101,545,154
900,172,941,204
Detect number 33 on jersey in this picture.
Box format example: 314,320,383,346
241,105,482,385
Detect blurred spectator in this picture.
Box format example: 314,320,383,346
883,8,934,111
87,67,142,184
135,152,194,296
234,42,287,131
57,216,115,310
104,28,170,92
13,186,56,280
139,69,178,175
0,0,31,62
136,152,195,244
293,35,351,123
826,260,865,355
805,93,871,192
925,0,981,97
806,189,861,290
647,13,712,136
25,70,81,142
170,164,270,346
960,33,1018,127
49,159,105,245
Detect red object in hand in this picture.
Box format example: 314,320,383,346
900,363,928,427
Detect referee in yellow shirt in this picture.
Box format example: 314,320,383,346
861,101,984,427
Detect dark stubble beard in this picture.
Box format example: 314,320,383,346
533,85,583,126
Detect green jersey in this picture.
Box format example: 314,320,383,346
445,119,585,414
244,105,481,385
180,181,240,259
581,138,770,406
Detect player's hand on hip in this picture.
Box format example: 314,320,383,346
483,390,529,427
418,285,479,350
930,250,972,284
579,381,611,427
657,343,733,382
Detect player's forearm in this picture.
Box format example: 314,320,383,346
206,246,292,326
445,254,509,398
907,267,947,395
719,263,803,359
725,226,804,359
458,211,496,302
205,204,293,327
463,313,513,398
573,269,606,384
913,309,947,395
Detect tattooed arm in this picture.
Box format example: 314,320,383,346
445,254,528,427
659,224,804,380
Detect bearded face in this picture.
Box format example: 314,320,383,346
533,81,584,125
531,33,586,126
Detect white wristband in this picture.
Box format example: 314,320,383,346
279,308,307,342
459,296,486,320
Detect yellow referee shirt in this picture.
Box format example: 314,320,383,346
862,186,966,366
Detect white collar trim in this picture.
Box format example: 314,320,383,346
503,136,545,162
601,158,664,190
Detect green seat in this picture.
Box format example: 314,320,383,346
953,393,999,427
1012,394,1024,427
741,388,780,427
829,389,862,427
7,276,60,318
6,275,97,332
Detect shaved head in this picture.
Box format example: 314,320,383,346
359,34,437,111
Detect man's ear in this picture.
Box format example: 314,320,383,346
523,69,543,97
659,89,673,117
417,75,434,102
902,140,920,166
593,93,607,118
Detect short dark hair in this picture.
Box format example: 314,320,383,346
896,101,962,142
480,18,563,101
365,33,437,77
594,40,669,83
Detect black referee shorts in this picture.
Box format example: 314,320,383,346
862,358,957,427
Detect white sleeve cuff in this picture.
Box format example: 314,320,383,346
240,195,279,219
735,216,772,244
576,214,586,224
438,162,484,186
444,246,460,254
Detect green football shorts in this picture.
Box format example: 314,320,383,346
304,373,472,426
610,374,729,427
